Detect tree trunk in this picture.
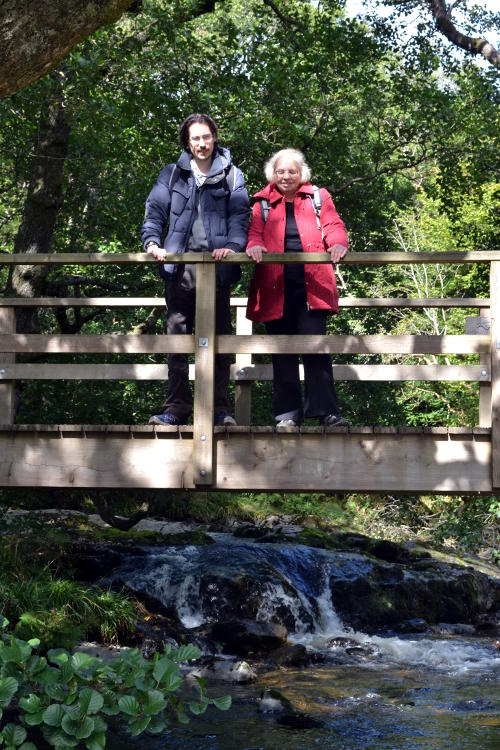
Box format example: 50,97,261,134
7,77,70,334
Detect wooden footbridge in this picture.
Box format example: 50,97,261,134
1,251,500,493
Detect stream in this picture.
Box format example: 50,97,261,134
104,532,500,749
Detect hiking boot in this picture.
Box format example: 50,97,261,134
276,419,299,429
148,411,182,426
320,413,349,428
214,412,237,426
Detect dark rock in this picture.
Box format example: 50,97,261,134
266,643,309,667
134,611,183,656
209,619,287,656
345,644,378,658
327,636,360,650
198,571,314,632
69,548,125,581
330,555,500,632
188,656,257,683
429,623,477,636
395,618,429,634
474,613,500,634
367,539,411,564
258,689,322,729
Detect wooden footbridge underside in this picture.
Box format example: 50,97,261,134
0,424,492,493
2,251,500,494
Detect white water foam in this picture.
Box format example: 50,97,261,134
290,578,500,674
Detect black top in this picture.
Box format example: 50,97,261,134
284,201,304,282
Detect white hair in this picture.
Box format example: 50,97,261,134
264,148,311,184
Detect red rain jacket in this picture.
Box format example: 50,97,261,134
246,182,348,322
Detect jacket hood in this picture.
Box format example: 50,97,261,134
253,181,315,202
176,145,232,176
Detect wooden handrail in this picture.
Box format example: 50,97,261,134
0,250,500,265
0,296,490,308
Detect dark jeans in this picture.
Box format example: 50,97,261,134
265,278,341,422
162,264,232,421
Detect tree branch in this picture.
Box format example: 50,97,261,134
0,0,225,99
429,0,500,68
329,150,430,193
261,0,302,29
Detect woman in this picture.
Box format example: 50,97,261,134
246,148,348,428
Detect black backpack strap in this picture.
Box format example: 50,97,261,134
225,164,236,192
168,165,180,194
310,185,322,232
259,198,271,223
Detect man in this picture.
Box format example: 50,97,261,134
141,113,249,425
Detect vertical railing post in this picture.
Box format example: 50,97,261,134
234,305,253,425
193,261,216,485
490,262,500,489
479,305,492,427
0,306,15,424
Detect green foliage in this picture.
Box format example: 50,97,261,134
0,618,230,749
0,517,137,650
0,571,136,651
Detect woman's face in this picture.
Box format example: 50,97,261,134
273,157,301,197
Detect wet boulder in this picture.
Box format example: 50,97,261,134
209,619,287,656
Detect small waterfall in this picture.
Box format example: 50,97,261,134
105,533,500,675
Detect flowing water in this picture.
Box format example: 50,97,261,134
106,534,500,749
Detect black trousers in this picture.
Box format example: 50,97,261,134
265,277,341,422
162,264,232,421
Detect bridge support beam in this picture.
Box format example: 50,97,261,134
0,426,491,493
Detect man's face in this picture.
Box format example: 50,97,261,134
188,122,215,162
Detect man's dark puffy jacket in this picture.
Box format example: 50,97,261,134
141,146,249,286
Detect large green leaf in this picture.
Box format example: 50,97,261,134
42,703,65,727
143,690,167,716
127,716,150,736
147,716,167,734
48,649,70,666
75,717,96,741
212,695,232,711
174,644,201,663
152,655,174,683
1,639,31,665
85,731,106,750
18,694,42,714
0,676,18,705
70,653,98,675
117,695,140,716
45,683,68,701
79,688,104,715
23,711,44,727
26,655,47,677
189,698,208,715
1,723,27,746
44,728,79,748
36,666,60,686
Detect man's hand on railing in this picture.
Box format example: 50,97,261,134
146,244,169,262
246,245,268,263
212,247,235,260
328,244,348,263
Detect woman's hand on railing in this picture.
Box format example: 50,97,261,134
327,244,348,263
212,247,235,260
246,245,268,263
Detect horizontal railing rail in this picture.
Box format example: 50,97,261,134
1,250,500,265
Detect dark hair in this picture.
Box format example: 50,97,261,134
179,113,218,150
